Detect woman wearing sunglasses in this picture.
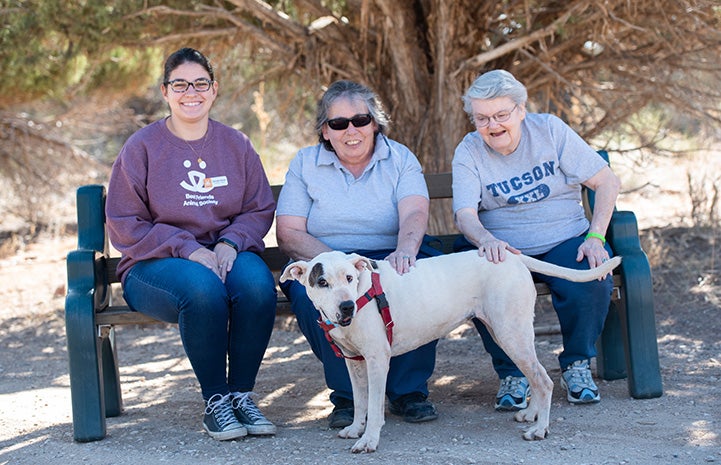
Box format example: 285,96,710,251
276,80,439,428
106,48,277,441
452,70,621,411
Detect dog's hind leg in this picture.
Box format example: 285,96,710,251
480,298,553,440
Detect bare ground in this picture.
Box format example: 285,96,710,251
0,222,719,465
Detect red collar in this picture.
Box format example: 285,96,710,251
317,272,394,360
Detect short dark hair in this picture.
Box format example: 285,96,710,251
163,48,215,84
315,80,390,151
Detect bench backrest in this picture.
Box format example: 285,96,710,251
78,150,609,285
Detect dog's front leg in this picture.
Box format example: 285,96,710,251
338,358,368,441
348,352,389,453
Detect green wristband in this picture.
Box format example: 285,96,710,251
585,232,606,244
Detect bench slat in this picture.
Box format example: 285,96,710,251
94,276,621,326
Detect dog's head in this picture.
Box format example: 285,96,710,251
280,251,374,327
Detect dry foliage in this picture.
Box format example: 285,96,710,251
0,113,108,238
126,0,721,171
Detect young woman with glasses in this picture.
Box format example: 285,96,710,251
276,80,440,429
452,69,621,411
105,47,277,441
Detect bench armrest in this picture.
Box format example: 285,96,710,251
76,184,109,254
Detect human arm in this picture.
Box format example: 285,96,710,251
276,215,333,261
385,194,429,274
454,207,521,263
577,165,621,268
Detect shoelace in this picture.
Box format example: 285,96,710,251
205,393,238,428
499,377,527,397
232,392,264,422
565,365,595,389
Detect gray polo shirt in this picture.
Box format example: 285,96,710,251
452,113,608,255
277,134,428,252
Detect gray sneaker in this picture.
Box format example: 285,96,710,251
495,376,530,411
231,392,277,435
203,393,248,441
561,359,601,404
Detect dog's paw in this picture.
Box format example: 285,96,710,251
521,423,549,441
350,434,379,453
513,407,538,423
338,423,363,439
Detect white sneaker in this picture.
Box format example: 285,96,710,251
561,360,601,404
495,376,530,411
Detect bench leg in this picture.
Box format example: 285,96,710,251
66,250,107,442
605,211,663,399
66,298,107,441
597,300,628,380
618,255,664,398
100,326,123,417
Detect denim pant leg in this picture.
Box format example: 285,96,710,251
225,251,277,393
280,278,354,405
534,236,614,369
472,318,524,378
123,258,232,400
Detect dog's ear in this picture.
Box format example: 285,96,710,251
280,261,309,284
348,253,374,272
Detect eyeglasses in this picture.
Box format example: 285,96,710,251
164,78,213,93
472,104,518,127
326,113,373,130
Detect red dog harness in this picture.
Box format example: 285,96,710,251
317,272,394,360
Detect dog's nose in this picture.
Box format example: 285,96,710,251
337,300,355,327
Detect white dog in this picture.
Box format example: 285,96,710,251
280,250,620,453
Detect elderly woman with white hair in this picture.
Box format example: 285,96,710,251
452,69,621,410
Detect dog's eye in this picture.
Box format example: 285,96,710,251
317,278,328,288
346,275,353,283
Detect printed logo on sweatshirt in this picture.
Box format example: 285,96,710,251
180,159,228,194
485,160,555,204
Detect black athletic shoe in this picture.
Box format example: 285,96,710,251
328,398,354,428
388,393,438,423
203,393,247,441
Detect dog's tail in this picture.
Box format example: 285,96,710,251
519,255,621,282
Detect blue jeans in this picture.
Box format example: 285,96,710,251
123,251,277,400
280,247,439,406
457,234,614,377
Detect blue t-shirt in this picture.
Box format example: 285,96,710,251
277,134,428,252
452,113,608,255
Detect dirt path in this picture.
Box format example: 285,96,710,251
1,233,719,465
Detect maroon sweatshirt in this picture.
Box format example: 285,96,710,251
106,118,275,283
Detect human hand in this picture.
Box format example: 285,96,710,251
577,236,611,280
213,242,238,282
189,247,223,280
477,239,520,263
386,249,416,275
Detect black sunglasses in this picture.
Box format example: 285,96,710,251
326,113,373,130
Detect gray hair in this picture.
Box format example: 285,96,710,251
315,80,390,151
462,70,528,116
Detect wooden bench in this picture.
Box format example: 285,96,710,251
65,151,663,442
